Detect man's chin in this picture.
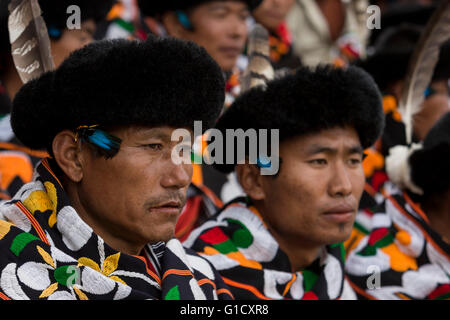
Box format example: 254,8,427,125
146,227,176,244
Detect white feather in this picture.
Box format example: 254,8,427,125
398,1,450,144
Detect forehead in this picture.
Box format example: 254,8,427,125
191,0,249,13
280,127,362,153
109,125,193,141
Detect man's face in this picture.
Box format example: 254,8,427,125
178,1,249,72
50,19,96,68
258,127,365,247
252,0,295,32
77,126,192,249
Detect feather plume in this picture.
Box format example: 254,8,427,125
398,0,450,144
8,0,54,84
240,23,274,92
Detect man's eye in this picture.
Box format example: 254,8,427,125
239,11,250,21
145,144,163,150
309,159,327,165
211,9,227,18
348,158,362,165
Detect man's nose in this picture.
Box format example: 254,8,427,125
228,16,248,39
160,160,192,190
328,163,353,197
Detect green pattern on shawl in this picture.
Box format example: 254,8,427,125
165,285,180,300
10,233,39,256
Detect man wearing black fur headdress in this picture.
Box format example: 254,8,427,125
184,65,385,299
0,37,233,300
0,0,115,199
119,0,264,242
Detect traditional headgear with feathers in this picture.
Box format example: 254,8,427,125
11,37,225,156
6,0,54,83
385,1,450,195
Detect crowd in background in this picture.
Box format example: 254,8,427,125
0,0,448,301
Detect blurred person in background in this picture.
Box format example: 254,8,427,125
371,0,440,12
286,0,370,67
251,0,302,70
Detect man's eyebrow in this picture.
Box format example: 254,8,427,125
304,145,364,155
305,145,337,155
348,145,364,155
135,129,173,141
207,3,229,11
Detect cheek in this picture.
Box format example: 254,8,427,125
351,168,366,200
265,171,317,221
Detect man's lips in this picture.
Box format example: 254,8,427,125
219,46,242,57
148,201,183,215
265,11,284,21
322,205,355,223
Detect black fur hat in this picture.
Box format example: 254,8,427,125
137,0,262,17
213,65,385,174
0,0,115,55
11,36,225,152
409,112,450,196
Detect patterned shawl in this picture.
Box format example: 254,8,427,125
345,190,450,300
0,159,233,300
184,198,356,300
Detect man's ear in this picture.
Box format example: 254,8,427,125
235,164,266,200
52,130,84,182
161,11,190,38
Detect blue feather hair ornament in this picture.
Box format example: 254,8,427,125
74,125,122,159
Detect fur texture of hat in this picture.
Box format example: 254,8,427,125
212,65,385,174
11,36,225,152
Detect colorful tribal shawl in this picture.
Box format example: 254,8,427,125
184,198,356,300
0,159,233,300
345,190,450,300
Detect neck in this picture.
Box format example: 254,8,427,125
421,190,450,244
253,203,322,272
276,234,323,272
64,180,145,256
2,63,23,100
